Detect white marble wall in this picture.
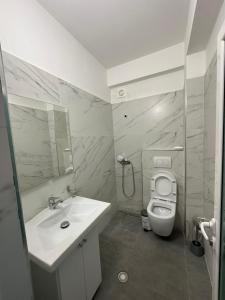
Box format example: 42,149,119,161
203,55,217,279
2,49,217,247
0,59,33,298
112,90,185,226
47,109,59,177
53,110,71,175
185,56,217,278
3,52,117,221
203,56,217,220
58,80,116,207
9,103,54,191
3,52,60,104
186,77,204,239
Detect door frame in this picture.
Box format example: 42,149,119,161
213,19,225,300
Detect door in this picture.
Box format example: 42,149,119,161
0,45,33,299
83,229,102,300
213,27,225,300
202,29,225,300
218,37,225,300
219,156,225,298
58,246,86,300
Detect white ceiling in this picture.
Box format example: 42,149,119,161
188,0,224,54
37,0,189,68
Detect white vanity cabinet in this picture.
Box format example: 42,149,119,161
58,228,102,300
27,197,110,300
82,229,102,300
58,243,86,300
31,228,102,300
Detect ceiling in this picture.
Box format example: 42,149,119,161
37,0,189,68
188,0,224,54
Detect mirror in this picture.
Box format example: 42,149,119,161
8,94,74,192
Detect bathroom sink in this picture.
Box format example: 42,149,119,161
66,201,98,219
38,201,97,229
36,201,98,249
25,196,110,271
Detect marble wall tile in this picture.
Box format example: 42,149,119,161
0,89,33,298
186,77,204,134
0,82,7,127
116,171,143,214
0,97,19,215
186,77,204,239
47,109,59,177
0,127,14,191
113,134,143,213
21,136,117,221
113,91,184,148
3,52,60,104
203,55,217,280
112,96,159,136
203,55,217,220
114,134,143,173
53,110,70,174
21,173,74,221
0,185,34,299
142,150,185,230
3,51,117,221
144,91,185,148
112,90,185,222
59,80,113,137
9,103,54,191
58,80,117,214
71,135,116,208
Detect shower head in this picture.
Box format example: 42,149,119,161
117,154,130,165
117,154,125,163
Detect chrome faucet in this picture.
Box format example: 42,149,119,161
48,196,63,209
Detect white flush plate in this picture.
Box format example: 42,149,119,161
153,156,172,168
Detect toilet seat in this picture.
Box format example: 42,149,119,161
147,199,175,220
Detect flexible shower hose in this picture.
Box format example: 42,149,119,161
122,162,136,198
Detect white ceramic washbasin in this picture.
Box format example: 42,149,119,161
25,196,111,271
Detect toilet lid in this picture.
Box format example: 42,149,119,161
151,171,176,202
155,177,172,196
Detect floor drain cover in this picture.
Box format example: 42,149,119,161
60,220,70,229
118,271,128,283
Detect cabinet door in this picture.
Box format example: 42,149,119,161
83,229,102,300
58,245,86,300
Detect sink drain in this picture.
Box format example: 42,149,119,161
118,271,128,283
60,220,70,229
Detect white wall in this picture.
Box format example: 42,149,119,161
206,0,225,68
185,0,197,54
186,51,206,79
111,69,184,103
107,43,185,87
0,0,110,101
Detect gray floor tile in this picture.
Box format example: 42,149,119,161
94,212,211,300
185,245,212,300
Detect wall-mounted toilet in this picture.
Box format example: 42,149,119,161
147,171,177,237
